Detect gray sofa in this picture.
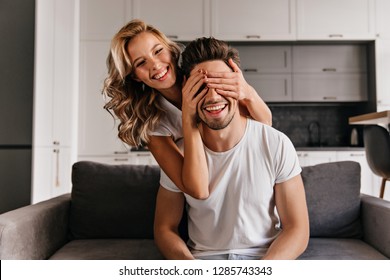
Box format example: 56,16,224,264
0,160,389,260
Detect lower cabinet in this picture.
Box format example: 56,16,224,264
78,152,158,166
32,146,73,204
297,150,379,197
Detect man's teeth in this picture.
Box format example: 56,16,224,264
154,68,168,79
205,104,226,112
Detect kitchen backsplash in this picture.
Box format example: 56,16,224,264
270,104,366,148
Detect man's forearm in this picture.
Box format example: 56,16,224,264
155,230,195,260
262,228,309,260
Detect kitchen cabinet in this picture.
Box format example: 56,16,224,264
132,0,210,41
234,45,292,102
32,0,78,203
78,41,131,156
80,0,128,40
211,0,296,41
292,45,368,102
297,151,337,167
296,0,375,40
32,147,72,203
375,0,390,39
375,40,390,111
79,152,158,166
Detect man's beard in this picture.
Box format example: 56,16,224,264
198,111,235,130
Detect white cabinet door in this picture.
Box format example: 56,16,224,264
296,0,375,40
34,0,77,147
293,73,368,102
336,151,375,196
80,0,127,40
78,42,130,156
132,0,210,41
292,45,368,102
375,0,390,39
234,45,292,102
245,75,292,102
211,0,296,41
32,147,72,203
33,0,78,203
375,40,390,111
292,45,367,73
297,151,337,167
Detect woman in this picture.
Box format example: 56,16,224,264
103,19,272,199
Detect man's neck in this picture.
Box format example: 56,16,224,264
199,114,247,152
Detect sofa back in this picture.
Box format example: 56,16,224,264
69,161,160,239
68,160,362,240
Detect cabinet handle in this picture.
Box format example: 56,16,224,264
323,96,337,100
322,68,337,72
243,69,258,73
284,79,288,96
114,158,128,162
329,34,343,38
136,154,150,157
53,149,60,187
246,35,261,39
114,151,128,154
350,154,364,157
166,35,178,39
53,141,60,145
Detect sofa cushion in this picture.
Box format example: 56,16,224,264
298,238,388,260
49,239,164,260
69,161,160,239
302,161,362,238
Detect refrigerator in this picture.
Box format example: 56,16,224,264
0,0,35,214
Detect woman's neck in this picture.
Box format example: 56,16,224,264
159,83,182,110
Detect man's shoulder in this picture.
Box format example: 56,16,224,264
248,119,287,138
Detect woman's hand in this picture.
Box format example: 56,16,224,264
204,58,257,103
181,69,208,126
205,58,272,125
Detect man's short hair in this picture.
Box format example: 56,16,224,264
181,37,240,77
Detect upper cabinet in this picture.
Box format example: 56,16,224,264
80,0,128,40
233,45,293,101
296,0,375,40
132,0,211,41
375,0,390,39
292,45,368,102
211,0,296,41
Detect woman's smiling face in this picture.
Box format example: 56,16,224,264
127,32,177,91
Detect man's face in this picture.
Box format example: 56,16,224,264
191,60,238,130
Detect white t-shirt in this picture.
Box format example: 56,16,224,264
160,119,302,258
149,95,183,142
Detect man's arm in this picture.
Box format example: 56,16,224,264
262,174,309,260
154,186,195,260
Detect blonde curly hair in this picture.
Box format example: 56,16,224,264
103,19,182,147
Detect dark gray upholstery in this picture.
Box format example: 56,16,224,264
302,161,362,238
69,162,160,239
1,160,390,260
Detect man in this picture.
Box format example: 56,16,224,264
154,37,309,260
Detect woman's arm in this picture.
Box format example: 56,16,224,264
205,58,272,126
148,71,210,199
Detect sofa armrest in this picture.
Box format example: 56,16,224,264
0,194,71,259
361,194,390,258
